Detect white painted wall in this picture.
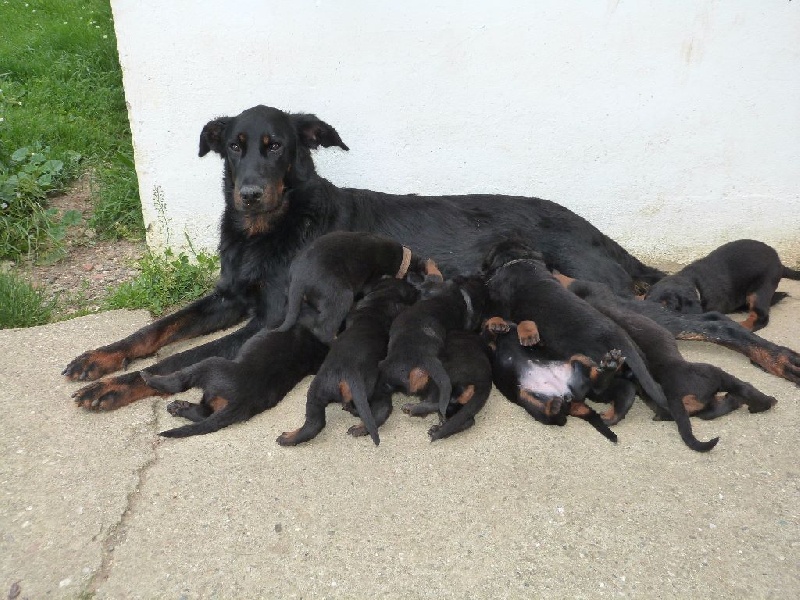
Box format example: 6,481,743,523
111,0,800,266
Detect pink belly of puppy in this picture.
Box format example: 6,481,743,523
517,361,573,396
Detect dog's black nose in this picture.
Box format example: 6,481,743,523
239,185,263,206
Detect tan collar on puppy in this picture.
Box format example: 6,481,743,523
395,246,412,278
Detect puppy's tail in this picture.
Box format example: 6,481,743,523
782,266,800,280
159,404,248,438
624,345,719,453
341,378,380,446
420,357,453,418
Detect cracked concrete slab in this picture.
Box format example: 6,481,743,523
1,283,799,599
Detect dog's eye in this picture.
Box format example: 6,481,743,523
229,142,241,152
267,141,281,152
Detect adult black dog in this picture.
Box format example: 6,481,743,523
65,104,682,410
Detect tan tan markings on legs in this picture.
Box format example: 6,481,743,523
517,320,540,346
483,316,510,334
408,368,430,393
519,389,561,416
552,271,576,288
681,394,705,415
456,385,475,405
339,380,353,405
208,396,229,413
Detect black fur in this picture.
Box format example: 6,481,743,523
275,231,428,343
276,278,418,446
379,276,488,417
645,239,800,331
483,239,718,452
566,278,777,420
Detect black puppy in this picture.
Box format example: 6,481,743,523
483,239,718,452
400,329,494,441
379,276,488,418
141,321,328,437
276,278,418,446
560,275,778,419
482,318,620,443
644,239,800,331
276,231,432,342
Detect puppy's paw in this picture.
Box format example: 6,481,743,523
517,320,540,346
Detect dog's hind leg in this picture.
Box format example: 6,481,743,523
569,401,618,443
428,383,490,441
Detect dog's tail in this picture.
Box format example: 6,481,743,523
623,343,719,453
418,357,453,417
782,266,800,280
341,377,380,446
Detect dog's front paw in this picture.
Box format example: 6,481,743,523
72,372,162,410
63,348,129,381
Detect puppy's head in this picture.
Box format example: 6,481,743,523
199,105,348,236
481,238,544,276
646,288,702,314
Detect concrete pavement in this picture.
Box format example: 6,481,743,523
1,282,798,599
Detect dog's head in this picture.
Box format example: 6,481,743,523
199,105,348,236
645,286,702,314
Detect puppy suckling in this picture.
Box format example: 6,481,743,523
644,239,800,332
561,276,778,420
277,278,419,446
482,318,620,443
379,275,488,418
276,231,435,343
483,239,718,452
400,329,494,441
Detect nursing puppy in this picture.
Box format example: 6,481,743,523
401,329,494,441
561,276,777,419
644,239,800,331
483,239,718,452
276,231,432,342
482,318,620,442
379,275,488,418
277,278,418,446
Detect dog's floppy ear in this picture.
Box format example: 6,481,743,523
198,118,230,157
290,113,349,151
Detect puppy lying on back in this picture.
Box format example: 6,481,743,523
379,275,488,418
482,318,619,443
276,231,434,342
401,329,494,441
559,275,777,419
483,239,718,452
277,277,418,446
644,239,800,331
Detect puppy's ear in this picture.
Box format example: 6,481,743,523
198,118,230,157
290,114,349,151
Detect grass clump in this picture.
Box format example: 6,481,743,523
104,250,220,316
0,271,54,328
0,0,143,262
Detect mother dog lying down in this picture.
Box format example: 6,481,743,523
62,104,679,409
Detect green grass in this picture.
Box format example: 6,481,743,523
0,270,54,328
0,0,143,261
104,249,220,316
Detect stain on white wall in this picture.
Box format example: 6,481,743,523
111,0,800,266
